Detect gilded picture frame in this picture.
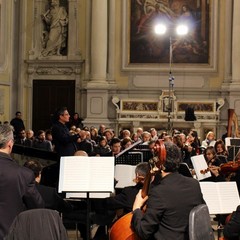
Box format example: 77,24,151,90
122,0,219,72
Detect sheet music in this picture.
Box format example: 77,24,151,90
66,192,111,198
58,156,115,193
114,164,136,188
200,182,240,214
191,154,211,180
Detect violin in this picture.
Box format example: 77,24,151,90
200,161,240,175
219,160,240,174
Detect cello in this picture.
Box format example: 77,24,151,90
109,140,166,240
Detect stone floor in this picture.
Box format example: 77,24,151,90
66,219,223,240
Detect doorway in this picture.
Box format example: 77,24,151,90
32,80,75,133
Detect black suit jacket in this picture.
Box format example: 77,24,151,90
52,121,79,156
104,184,142,214
131,172,204,240
0,152,44,240
223,205,240,240
36,183,72,213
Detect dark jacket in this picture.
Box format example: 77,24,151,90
4,209,68,240
36,183,72,214
52,121,79,156
223,205,240,240
0,152,44,240
131,172,204,240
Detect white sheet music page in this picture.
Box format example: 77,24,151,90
200,182,240,214
191,154,211,180
114,164,136,188
58,156,115,193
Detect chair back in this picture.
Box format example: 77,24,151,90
189,204,215,240
4,209,68,240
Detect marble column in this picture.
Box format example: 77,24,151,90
232,0,240,83
89,0,108,86
229,0,240,113
84,0,111,128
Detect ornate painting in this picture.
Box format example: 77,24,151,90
129,0,210,64
177,102,214,112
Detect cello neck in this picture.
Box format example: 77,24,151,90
141,171,152,198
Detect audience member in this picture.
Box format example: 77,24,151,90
10,111,25,138
69,112,84,129
121,129,131,139
131,142,204,239
150,128,158,141
103,129,114,145
201,131,216,149
0,124,44,240
14,129,32,147
101,137,121,156
93,136,111,156
77,130,93,156
121,137,133,150
98,124,106,137
32,130,53,151
131,132,141,142
25,129,35,141
136,128,143,139
90,127,100,144
141,131,151,145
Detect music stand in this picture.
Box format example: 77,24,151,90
115,151,143,165
178,163,192,178
58,156,115,240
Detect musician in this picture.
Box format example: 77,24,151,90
51,107,81,157
0,125,44,240
131,142,204,240
23,159,72,214
202,146,226,182
183,130,200,168
95,162,150,216
223,205,240,240
214,139,228,157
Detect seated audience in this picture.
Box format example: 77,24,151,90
32,130,53,151
201,131,216,149
101,137,121,156
77,130,94,156
93,136,111,156
121,137,133,150
14,129,32,147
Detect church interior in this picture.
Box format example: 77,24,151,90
1,0,240,239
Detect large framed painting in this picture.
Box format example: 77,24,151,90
122,0,218,72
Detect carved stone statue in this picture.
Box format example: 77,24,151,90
41,0,68,57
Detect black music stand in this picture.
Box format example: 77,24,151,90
178,163,192,178
58,156,115,240
115,151,143,165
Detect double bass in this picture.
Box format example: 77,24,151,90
109,140,166,240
